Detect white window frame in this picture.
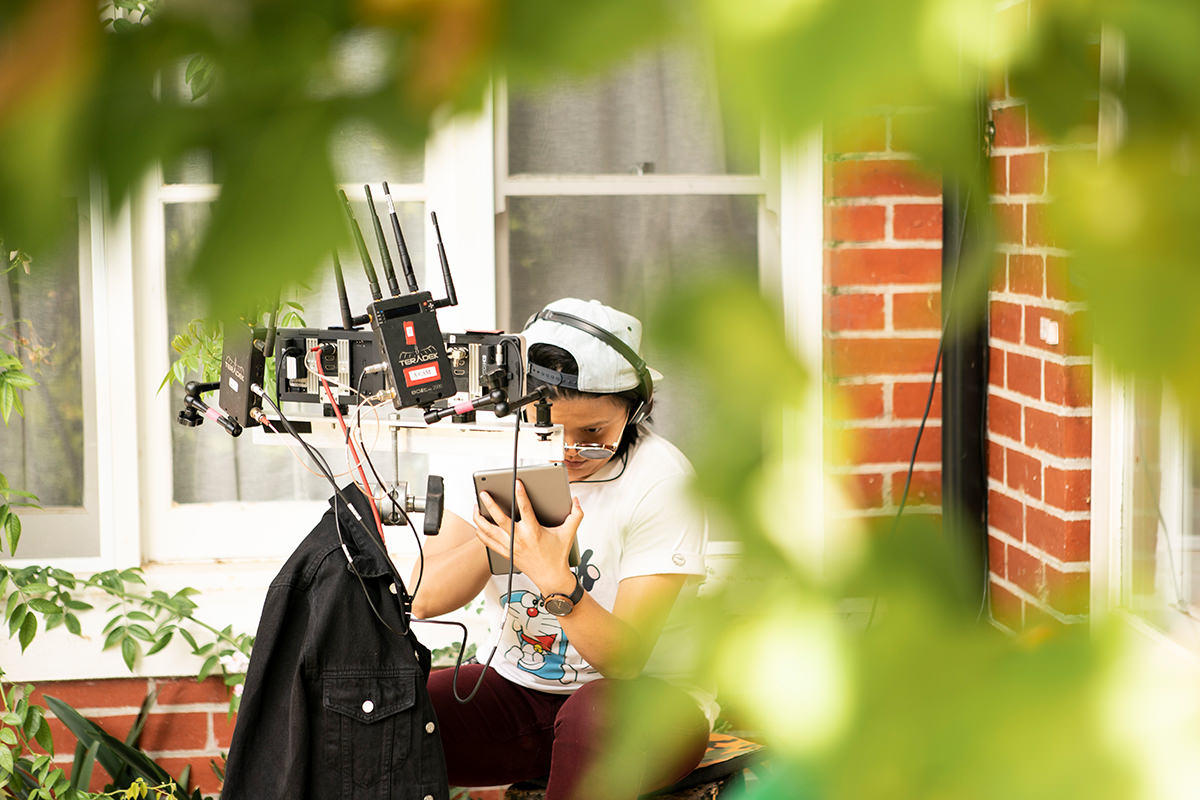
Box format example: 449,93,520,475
4,79,825,680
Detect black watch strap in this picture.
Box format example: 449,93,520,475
542,573,584,616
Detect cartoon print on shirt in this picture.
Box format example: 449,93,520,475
576,549,602,591
501,589,578,685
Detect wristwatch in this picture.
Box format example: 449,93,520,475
542,573,584,617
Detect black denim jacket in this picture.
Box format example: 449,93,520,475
221,485,449,800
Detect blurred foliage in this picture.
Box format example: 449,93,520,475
3,0,1200,797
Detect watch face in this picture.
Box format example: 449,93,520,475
543,595,574,617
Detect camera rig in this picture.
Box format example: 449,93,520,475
176,183,561,531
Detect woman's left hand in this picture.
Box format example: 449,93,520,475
473,480,583,595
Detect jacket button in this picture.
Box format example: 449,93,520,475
389,583,398,594
362,700,375,714
424,795,434,800
425,721,436,734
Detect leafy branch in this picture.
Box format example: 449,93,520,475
0,677,62,798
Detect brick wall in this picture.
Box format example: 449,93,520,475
824,112,945,526
29,676,234,795
986,77,1095,629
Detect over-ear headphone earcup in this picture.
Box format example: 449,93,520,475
628,395,653,427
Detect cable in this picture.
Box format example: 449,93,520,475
312,346,386,545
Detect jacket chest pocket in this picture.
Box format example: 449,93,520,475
323,670,416,796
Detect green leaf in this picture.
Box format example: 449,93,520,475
4,514,18,556
20,582,50,595
127,624,153,642
178,628,199,651
64,613,81,635
126,610,155,622
0,713,19,726
103,626,125,650
146,630,173,655
33,715,52,754
26,598,59,615
4,590,20,621
0,384,14,424
121,637,138,670
0,728,17,746
198,655,219,681
44,613,63,631
64,599,92,611
8,603,26,637
0,744,13,774
18,612,36,652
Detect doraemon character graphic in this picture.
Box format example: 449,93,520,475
501,589,578,685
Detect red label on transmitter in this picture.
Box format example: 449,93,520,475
404,320,417,345
403,362,441,387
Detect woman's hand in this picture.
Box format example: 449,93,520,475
473,480,583,596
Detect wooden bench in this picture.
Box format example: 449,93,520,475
499,732,768,800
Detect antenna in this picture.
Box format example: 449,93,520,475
364,184,401,297
339,189,383,301
382,181,420,293
331,251,361,330
430,211,458,310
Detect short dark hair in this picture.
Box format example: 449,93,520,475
526,343,644,458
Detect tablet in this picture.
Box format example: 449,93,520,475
473,463,578,575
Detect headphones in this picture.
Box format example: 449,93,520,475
525,308,655,427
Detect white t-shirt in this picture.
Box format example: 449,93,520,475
473,429,716,722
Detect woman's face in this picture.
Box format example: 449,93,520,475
550,394,630,481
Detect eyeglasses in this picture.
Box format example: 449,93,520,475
565,441,619,460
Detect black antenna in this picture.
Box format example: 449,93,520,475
331,251,359,330
430,211,458,309
382,181,420,293
339,189,383,301
262,294,280,360
364,184,401,297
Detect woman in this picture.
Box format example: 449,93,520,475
412,298,714,800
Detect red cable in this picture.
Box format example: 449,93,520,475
312,347,386,545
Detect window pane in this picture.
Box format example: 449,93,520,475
506,194,757,328
0,220,84,509
508,44,757,176
505,194,757,487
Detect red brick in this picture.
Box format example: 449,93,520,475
893,291,941,330
893,203,943,240
827,114,889,154
1025,201,1058,248
1025,409,1091,458
988,442,1005,482
827,337,940,378
826,247,942,286
1006,448,1042,499
989,489,1024,540
990,253,1007,292
992,105,1027,148
1024,306,1066,355
892,469,941,505
48,714,137,755
138,711,211,752
31,678,151,711
843,472,884,508
989,579,1023,630
152,756,224,793
829,158,942,198
1044,362,1091,407
1043,466,1091,512
994,202,1024,245
991,154,1008,195
825,293,885,331
1009,152,1046,195
989,346,1005,387
1007,352,1042,399
894,381,942,419
988,536,1007,577
214,708,238,748
155,677,232,707
1007,546,1046,598
827,204,887,242
830,382,885,421
1008,254,1044,296
990,300,1022,344
1045,566,1089,616
851,424,942,464
988,394,1022,440
1026,506,1090,562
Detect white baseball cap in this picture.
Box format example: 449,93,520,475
522,298,663,395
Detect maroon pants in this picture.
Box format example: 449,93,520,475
427,665,710,800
